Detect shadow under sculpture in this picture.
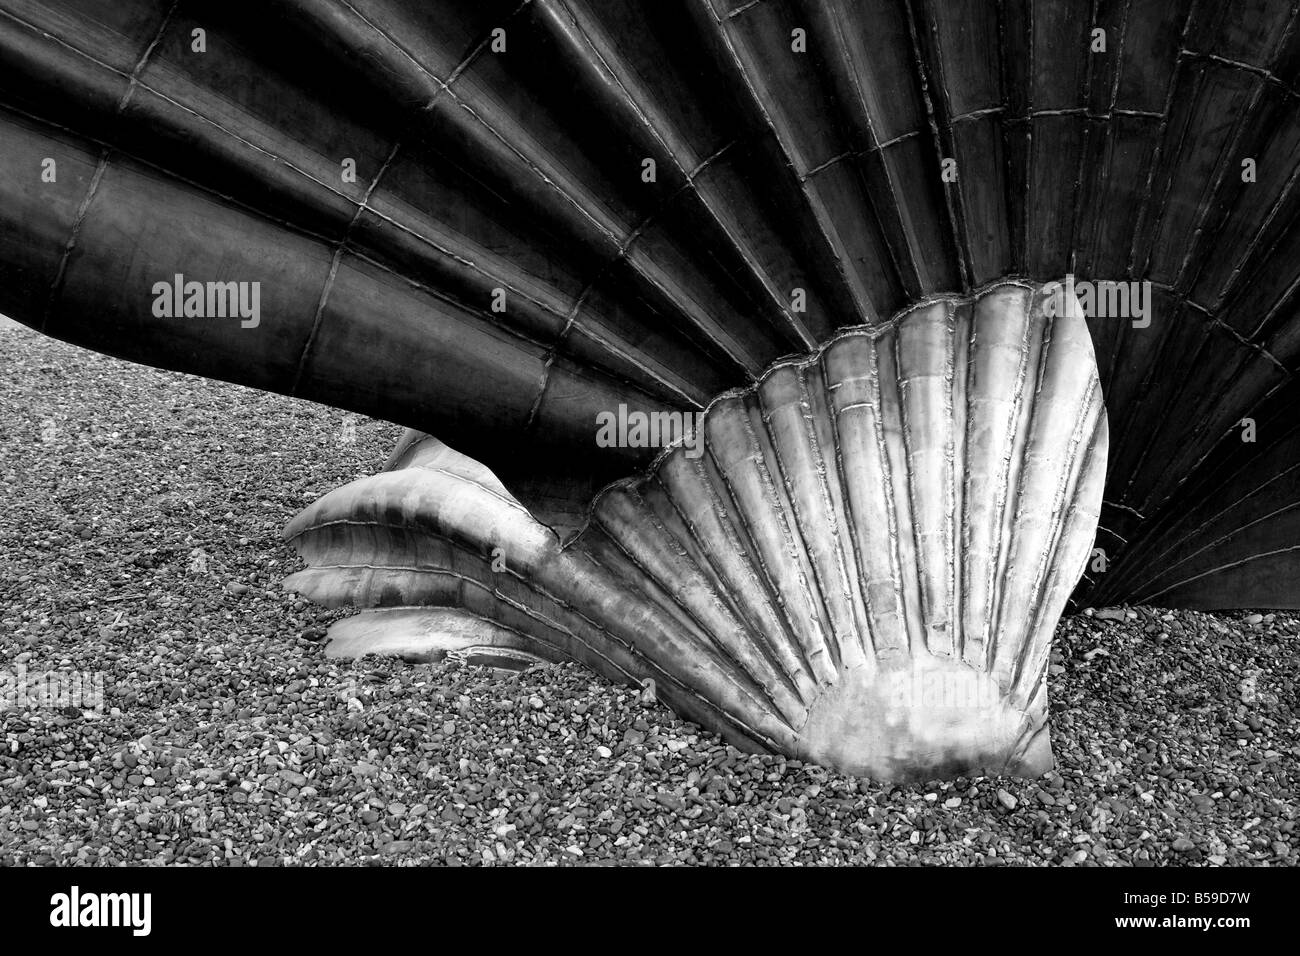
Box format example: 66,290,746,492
286,281,1107,782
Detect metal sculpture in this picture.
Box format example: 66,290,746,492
1,0,1296,777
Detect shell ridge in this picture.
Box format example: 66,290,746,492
800,361,874,670
757,368,857,674
658,455,818,705
817,347,879,662
1133,543,1300,605
698,0,882,324
546,4,818,349
1128,343,1289,515
1009,381,1106,704
588,498,730,652
1123,481,1300,602
553,546,796,746
1133,331,1288,517
744,392,842,678
955,298,977,664
943,298,961,659
295,556,651,685
695,403,822,685
991,298,1058,687
1091,350,1295,599
588,487,799,725
323,605,560,664
284,471,713,705
1119,6,1198,277
1014,372,1102,677
574,279,1050,533
813,0,922,293
869,329,911,654
900,0,975,289
644,467,815,716
715,397,839,684
983,287,1041,673
894,309,934,657
996,301,1101,691
1016,407,1110,707
1110,312,1219,510
1002,714,1051,777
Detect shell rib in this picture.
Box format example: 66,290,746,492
286,280,1108,780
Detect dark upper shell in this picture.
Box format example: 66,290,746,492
0,0,1296,608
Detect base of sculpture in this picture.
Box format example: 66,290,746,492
793,653,1052,780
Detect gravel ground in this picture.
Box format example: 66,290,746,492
1,321,1296,867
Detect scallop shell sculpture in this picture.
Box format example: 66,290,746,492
286,283,1106,779
0,0,1296,778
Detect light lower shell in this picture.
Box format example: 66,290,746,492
286,280,1107,781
